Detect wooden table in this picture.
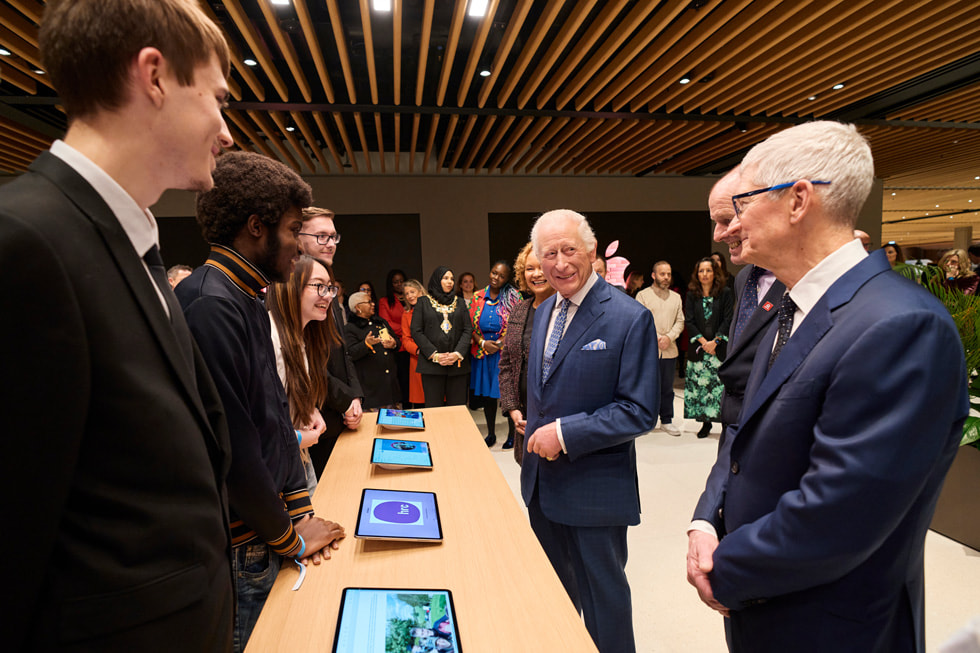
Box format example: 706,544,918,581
246,406,598,652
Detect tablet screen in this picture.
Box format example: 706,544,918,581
372,438,433,468
377,408,426,429
355,489,442,542
332,588,462,652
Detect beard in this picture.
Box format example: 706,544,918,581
255,228,288,283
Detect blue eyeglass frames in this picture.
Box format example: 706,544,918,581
731,180,831,219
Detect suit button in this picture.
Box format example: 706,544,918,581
718,508,724,520
731,461,739,474
538,411,544,418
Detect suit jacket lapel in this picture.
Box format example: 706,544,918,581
544,280,606,380
737,254,888,429
726,278,786,361
30,153,216,441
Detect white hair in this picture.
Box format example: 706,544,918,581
530,209,597,258
348,291,370,312
741,121,874,226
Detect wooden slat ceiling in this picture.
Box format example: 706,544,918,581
1,0,979,248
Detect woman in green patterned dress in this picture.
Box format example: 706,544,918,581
683,257,734,438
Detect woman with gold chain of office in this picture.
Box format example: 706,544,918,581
410,266,473,407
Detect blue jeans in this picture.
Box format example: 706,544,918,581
658,356,676,423
232,542,282,652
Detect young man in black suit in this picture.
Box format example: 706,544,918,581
1,1,236,649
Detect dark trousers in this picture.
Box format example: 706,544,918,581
658,356,676,423
421,374,468,407
527,491,635,653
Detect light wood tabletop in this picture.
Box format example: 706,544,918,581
246,405,598,652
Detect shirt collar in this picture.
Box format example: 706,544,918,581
788,238,868,317
50,140,159,258
562,271,599,307
205,244,270,298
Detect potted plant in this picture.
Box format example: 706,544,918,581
904,265,980,550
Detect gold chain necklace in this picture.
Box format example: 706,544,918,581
427,296,458,333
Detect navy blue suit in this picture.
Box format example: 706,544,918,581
694,251,967,653
522,275,658,653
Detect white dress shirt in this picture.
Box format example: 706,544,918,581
545,271,600,454
49,140,169,316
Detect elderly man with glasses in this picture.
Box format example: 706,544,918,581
687,121,967,653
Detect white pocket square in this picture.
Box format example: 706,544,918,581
581,339,606,351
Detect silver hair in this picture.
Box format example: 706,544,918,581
348,291,371,312
530,209,597,258
740,121,874,226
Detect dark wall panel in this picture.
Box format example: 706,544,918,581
158,213,423,301
488,210,713,292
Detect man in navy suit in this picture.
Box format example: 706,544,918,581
687,122,967,653
523,209,659,653
709,169,787,440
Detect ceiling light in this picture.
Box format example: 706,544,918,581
479,69,491,77
468,0,488,17
244,58,257,66
373,0,391,10
286,126,295,132
891,192,896,196
832,83,845,90
270,0,291,5
807,96,817,101
33,69,44,75
679,75,692,85
0,48,11,56
936,204,940,208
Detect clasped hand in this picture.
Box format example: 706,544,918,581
294,514,346,566
686,530,729,616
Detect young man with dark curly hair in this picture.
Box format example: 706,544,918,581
175,151,347,650
1,1,236,649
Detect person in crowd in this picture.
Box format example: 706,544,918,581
688,121,967,653
267,255,341,495
2,1,236,648
882,241,911,276
710,251,735,290
684,257,734,438
357,280,377,302
593,255,608,279
379,268,410,406
411,267,473,407
400,279,427,407
298,208,364,472
939,248,979,295
968,244,980,272
457,271,477,309
523,209,658,653
345,291,401,409
499,242,555,464
624,267,645,298
636,261,686,436
178,152,345,650
470,260,522,447
167,263,193,288
709,168,786,449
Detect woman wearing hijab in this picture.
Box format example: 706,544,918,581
411,266,473,407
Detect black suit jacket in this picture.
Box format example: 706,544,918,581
0,153,233,651
718,266,786,426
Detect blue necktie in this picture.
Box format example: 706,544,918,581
732,266,764,347
768,293,797,370
542,298,569,382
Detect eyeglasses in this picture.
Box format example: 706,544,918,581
298,232,341,245
357,300,375,306
306,283,340,297
731,180,831,220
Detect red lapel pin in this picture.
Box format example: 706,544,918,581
762,301,774,312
